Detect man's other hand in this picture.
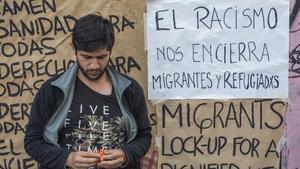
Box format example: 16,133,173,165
66,151,99,169
98,149,127,168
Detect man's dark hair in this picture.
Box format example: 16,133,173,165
72,14,115,53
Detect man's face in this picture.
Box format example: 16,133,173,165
76,48,110,81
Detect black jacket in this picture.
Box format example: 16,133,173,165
24,64,152,169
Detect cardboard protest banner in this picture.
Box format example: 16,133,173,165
0,0,290,169
0,0,155,168
156,99,285,169
147,0,289,100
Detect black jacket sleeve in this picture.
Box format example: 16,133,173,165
24,80,72,169
122,80,152,167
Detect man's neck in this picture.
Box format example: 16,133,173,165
78,71,112,95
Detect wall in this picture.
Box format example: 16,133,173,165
285,0,300,168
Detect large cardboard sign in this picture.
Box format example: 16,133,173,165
156,99,285,169
147,0,289,100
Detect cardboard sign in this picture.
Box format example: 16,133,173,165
156,99,285,169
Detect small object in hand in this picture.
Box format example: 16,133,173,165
99,148,105,161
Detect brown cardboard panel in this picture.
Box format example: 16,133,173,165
156,99,285,169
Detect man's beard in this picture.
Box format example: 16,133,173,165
78,63,107,81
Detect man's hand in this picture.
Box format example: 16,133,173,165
98,149,127,168
66,151,99,169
